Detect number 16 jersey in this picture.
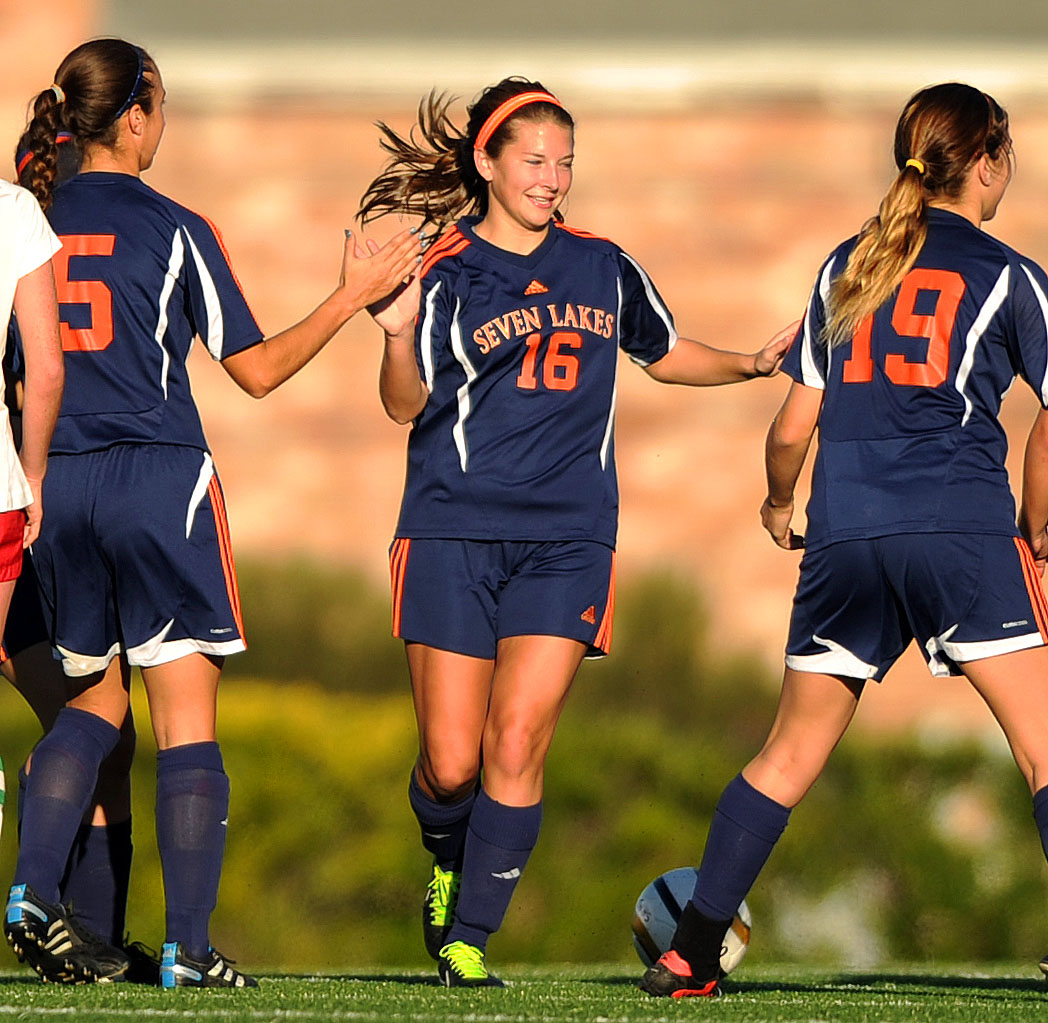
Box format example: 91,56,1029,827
784,207,1048,551
396,216,677,547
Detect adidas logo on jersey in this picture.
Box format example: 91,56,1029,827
524,279,549,295
580,605,597,624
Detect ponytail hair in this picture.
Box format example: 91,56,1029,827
824,82,1011,347
358,77,574,232
15,37,155,210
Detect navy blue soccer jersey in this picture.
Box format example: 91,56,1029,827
43,172,263,453
783,207,1048,550
395,216,677,546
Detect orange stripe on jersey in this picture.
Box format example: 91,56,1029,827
389,538,412,637
1015,538,1048,641
197,213,255,308
593,553,617,653
554,221,611,243
420,227,462,265
421,228,470,278
208,476,246,641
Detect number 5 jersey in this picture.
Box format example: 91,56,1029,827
784,206,1048,551
396,216,677,548
45,172,263,454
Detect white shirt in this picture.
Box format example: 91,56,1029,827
0,179,61,511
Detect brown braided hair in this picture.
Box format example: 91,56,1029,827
16,38,156,210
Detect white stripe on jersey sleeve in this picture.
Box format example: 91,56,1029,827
620,252,677,364
449,298,477,472
956,265,1010,426
599,278,624,469
419,280,442,393
798,259,835,389
1019,263,1048,405
183,228,226,360
153,229,185,398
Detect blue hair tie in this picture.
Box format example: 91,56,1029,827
112,46,145,121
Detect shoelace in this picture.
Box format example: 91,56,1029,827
441,941,487,979
427,868,459,924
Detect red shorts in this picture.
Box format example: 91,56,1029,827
0,510,24,582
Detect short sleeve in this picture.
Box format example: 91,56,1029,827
1011,258,1048,407
615,250,677,366
13,186,61,280
179,214,263,362
783,253,840,390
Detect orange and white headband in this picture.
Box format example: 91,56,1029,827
474,91,562,151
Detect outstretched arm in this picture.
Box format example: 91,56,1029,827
643,320,799,386
222,228,420,398
367,245,427,424
1020,406,1048,575
14,259,64,548
761,380,822,550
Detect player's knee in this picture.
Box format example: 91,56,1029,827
483,721,549,780
418,752,480,801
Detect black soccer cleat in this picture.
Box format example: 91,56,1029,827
1039,950,1048,979
4,883,129,984
160,942,258,988
423,863,461,960
123,937,162,985
638,949,721,998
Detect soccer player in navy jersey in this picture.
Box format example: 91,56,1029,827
640,82,1048,998
4,37,420,987
357,77,796,987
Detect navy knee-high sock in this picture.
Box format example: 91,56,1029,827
61,818,133,944
14,708,120,903
447,790,542,952
155,742,229,961
672,774,791,975
408,771,476,870
16,763,27,838
691,773,791,920
1032,785,1048,862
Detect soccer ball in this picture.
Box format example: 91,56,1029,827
631,867,751,975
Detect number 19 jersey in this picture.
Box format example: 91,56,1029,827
396,216,677,547
45,172,263,454
784,207,1048,551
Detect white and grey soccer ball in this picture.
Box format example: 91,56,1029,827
632,866,751,975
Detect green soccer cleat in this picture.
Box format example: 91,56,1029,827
423,864,461,960
437,940,504,988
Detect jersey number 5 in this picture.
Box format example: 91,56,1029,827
53,234,116,352
842,267,966,387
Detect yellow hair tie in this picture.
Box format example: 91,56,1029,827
905,158,925,175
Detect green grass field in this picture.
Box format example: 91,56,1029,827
0,964,1044,1023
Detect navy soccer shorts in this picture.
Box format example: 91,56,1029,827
32,444,246,677
389,538,615,659
785,532,1048,680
